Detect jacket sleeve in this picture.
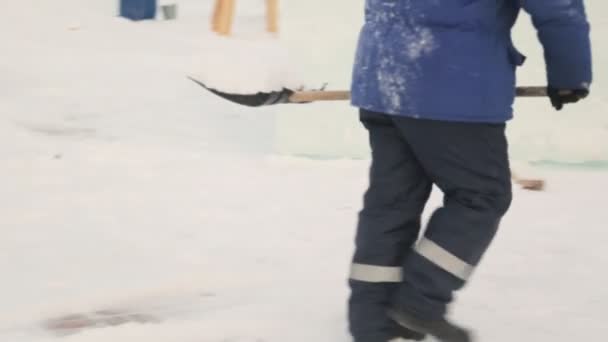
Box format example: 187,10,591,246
522,0,592,89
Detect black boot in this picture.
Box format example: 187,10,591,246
388,309,472,342
394,323,426,341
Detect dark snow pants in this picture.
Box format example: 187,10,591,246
348,109,512,342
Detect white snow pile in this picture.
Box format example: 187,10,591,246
188,35,304,94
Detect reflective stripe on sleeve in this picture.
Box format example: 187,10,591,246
414,238,474,281
349,263,402,283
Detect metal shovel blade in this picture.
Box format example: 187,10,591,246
188,76,294,107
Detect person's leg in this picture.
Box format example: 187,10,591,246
389,117,512,341
349,110,432,342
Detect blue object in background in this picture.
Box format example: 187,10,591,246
120,0,157,21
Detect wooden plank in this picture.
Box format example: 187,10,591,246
215,0,236,36
266,0,279,33
211,0,222,32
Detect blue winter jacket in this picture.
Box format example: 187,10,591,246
350,0,593,123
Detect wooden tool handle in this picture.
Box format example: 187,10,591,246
289,91,351,103
289,86,547,103
516,86,547,97
511,172,545,191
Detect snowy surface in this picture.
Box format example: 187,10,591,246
1,1,607,342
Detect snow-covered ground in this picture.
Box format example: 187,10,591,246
1,1,607,342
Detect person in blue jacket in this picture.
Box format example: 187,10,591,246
347,1,592,342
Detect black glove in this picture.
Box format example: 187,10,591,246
547,87,589,111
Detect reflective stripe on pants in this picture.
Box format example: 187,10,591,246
349,263,402,283
414,237,474,281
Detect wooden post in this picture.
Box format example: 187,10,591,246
213,0,236,36
211,0,222,32
212,0,278,36
266,0,279,33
